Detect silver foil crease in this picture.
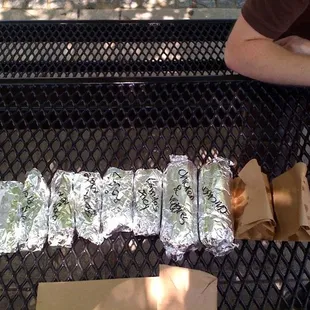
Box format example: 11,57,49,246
133,169,162,236
198,157,236,256
101,168,134,236
48,170,75,248
74,171,103,245
0,181,24,254
161,155,199,260
19,169,50,251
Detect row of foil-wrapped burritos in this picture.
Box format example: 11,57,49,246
0,155,236,260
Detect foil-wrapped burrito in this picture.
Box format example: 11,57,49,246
0,181,24,254
74,172,103,245
133,169,162,236
19,169,50,251
48,171,75,248
101,168,133,236
161,155,199,260
198,157,236,256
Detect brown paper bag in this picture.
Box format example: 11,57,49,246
231,159,275,240
272,162,310,241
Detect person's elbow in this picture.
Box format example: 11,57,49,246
224,40,245,74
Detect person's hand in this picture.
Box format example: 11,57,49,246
275,36,310,55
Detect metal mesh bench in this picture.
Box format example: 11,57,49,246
0,20,234,78
0,20,309,310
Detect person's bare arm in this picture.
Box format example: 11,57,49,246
225,15,310,86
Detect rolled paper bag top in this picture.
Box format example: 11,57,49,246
273,162,310,241
231,159,275,240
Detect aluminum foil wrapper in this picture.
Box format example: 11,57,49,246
133,169,162,236
19,169,50,251
48,171,75,248
74,171,104,245
161,155,199,260
198,157,236,256
0,181,24,254
101,168,134,236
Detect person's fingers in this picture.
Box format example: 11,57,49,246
275,37,291,46
274,36,310,55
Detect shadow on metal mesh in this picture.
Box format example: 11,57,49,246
0,80,310,309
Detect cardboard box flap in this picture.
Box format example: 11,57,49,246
158,265,217,310
36,277,158,310
36,265,218,310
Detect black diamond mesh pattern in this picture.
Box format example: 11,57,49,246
0,21,234,78
0,81,310,309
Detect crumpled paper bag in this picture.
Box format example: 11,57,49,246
231,159,275,240
272,162,310,241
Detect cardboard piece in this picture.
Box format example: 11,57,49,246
36,277,158,310
158,265,217,310
272,162,310,241
231,159,275,240
36,265,218,310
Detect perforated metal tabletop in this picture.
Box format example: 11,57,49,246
0,20,309,310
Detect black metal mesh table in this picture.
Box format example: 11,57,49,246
0,21,309,310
